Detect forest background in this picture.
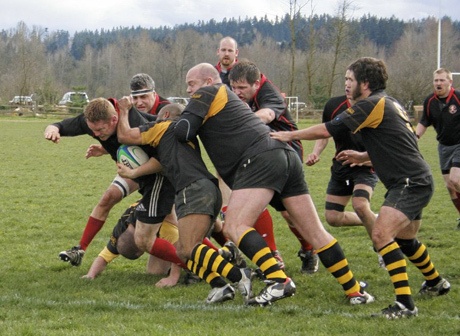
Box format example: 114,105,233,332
1,1,460,111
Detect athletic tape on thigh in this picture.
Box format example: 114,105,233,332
325,201,345,212
352,189,370,201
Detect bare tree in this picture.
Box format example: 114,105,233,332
326,0,354,97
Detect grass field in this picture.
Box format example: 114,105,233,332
0,117,459,335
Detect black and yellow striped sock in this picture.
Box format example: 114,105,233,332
396,238,441,287
190,244,242,283
316,238,360,295
379,241,414,310
237,228,286,282
186,259,227,288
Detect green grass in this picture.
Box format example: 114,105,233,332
0,117,459,335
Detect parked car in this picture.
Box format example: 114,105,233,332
9,96,33,105
167,97,189,105
58,92,89,106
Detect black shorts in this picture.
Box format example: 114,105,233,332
175,179,222,220
438,143,460,174
327,170,378,196
382,175,433,221
232,148,309,212
136,174,175,224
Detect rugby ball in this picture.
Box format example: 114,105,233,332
117,145,149,169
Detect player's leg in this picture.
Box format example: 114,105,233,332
59,175,138,266
176,180,252,303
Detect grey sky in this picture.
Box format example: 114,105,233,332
1,0,458,35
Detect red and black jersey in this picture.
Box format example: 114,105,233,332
149,94,170,115
419,87,460,146
249,74,303,160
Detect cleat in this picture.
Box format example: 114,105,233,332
298,248,319,274
236,268,253,302
183,270,202,285
372,301,418,319
272,250,285,270
59,245,85,266
247,277,296,306
206,284,235,304
219,241,247,268
347,281,375,305
419,278,451,296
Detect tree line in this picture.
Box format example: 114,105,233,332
1,10,459,111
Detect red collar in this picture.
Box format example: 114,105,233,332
150,94,160,115
435,87,455,103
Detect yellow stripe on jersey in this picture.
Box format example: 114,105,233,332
140,120,172,147
203,85,228,123
354,97,385,132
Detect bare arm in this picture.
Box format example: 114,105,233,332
336,150,371,166
81,256,109,279
415,123,427,140
270,123,331,142
254,108,276,124
306,138,329,166
117,157,162,179
117,96,143,145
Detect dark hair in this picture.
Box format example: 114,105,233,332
130,73,155,91
228,59,260,85
347,57,388,91
117,225,143,260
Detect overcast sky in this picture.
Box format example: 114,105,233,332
1,0,458,35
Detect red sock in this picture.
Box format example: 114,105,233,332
253,208,277,251
79,216,105,250
149,238,187,268
288,225,313,251
202,237,218,250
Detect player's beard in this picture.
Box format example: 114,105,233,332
352,85,362,101
221,57,233,67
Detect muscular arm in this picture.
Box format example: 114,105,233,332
117,96,143,145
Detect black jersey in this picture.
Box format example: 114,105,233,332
326,90,431,189
249,74,303,159
176,84,290,188
419,87,460,146
323,95,372,179
139,120,217,192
